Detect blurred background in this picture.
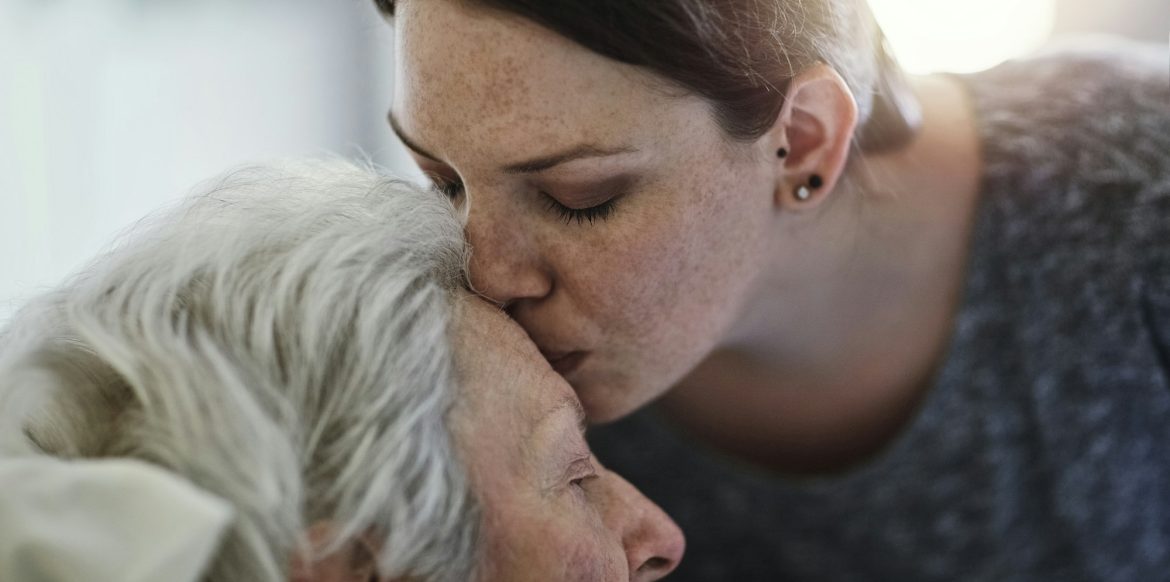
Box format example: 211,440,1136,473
1,0,1167,322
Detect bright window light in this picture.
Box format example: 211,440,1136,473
869,0,1057,74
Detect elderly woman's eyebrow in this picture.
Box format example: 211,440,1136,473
530,392,588,439
520,392,589,473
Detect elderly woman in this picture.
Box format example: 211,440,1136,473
0,160,684,582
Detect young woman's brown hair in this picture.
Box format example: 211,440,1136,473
375,0,920,151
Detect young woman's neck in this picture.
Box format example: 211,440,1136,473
661,74,983,475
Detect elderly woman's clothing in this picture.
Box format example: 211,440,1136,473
0,457,232,582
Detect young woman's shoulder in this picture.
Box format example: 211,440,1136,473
962,37,1169,250
965,36,1168,186
957,37,1170,391
968,36,1167,120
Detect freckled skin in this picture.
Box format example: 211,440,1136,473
390,0,986,475
394,0,779,422
451,297,684,581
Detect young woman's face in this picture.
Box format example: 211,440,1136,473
451,297,684,581
392,0,779,421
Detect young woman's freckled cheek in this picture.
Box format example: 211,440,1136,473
585,168,766,376
632,184,736,291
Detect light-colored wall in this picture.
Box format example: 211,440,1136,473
0,0,418,323
1054,0,1170,41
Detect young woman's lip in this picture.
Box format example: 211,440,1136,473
545,351,588,375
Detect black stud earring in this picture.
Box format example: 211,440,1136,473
795,174,825,202
776,148,788,158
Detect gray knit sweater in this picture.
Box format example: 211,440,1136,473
589,43,1170,581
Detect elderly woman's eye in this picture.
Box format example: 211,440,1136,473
570,475,593,489
569,458,600,490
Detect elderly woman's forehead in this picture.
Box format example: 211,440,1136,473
452,297,552,379
455,296,527,343
451,297,573,437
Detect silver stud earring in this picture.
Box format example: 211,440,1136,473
795,174,823,202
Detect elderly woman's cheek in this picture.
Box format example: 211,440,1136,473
561,529,626,582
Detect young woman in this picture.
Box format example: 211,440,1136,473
375,0,1170,579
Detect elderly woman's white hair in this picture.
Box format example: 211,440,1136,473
0,159,478,581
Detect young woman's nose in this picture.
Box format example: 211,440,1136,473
464,201,552,307
599,470,686,581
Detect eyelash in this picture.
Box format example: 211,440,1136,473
433,177,464,201
570,465,599,491
543,195,618,226
571,475,597,490
430,178,619,225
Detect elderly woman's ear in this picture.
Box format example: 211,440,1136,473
289,524,386,582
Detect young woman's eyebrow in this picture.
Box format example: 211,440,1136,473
388,110,440,161
388,109,638,175
500,145,639,175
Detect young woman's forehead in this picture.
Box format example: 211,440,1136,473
392,0,675,159
394,0,575,100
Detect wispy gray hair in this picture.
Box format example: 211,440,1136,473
0,159,479,581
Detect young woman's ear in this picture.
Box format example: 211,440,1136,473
768,63,859,211
289,524,384,582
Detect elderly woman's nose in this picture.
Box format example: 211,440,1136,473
464,201,552,308
599,470,685,581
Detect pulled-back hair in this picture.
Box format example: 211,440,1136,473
0,159,478,582
375,0,919,152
